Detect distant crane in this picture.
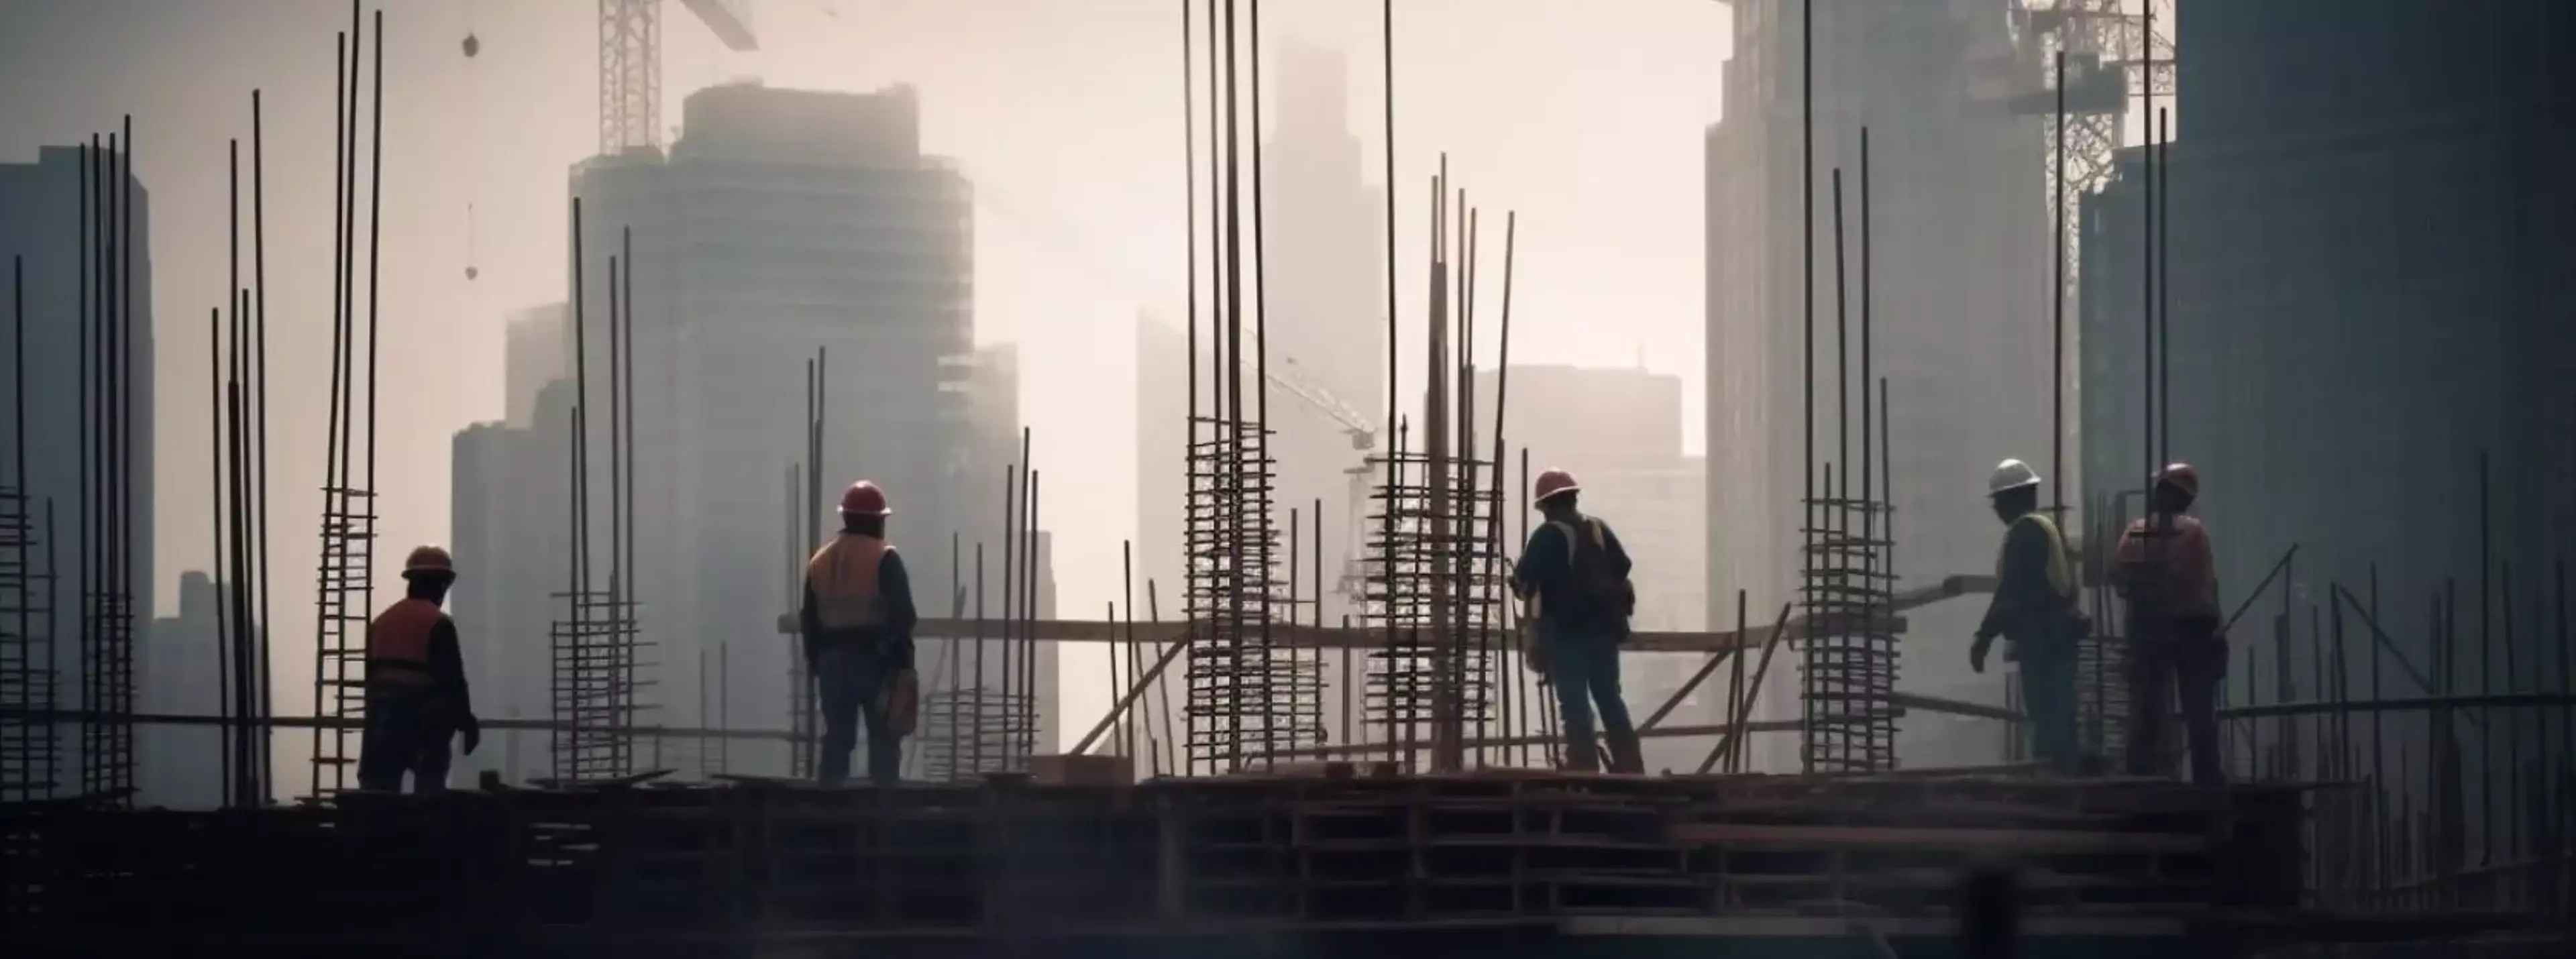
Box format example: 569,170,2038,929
600,0,760,156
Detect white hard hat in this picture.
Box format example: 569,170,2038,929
1988,458,2041,496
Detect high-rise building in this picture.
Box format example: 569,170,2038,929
2080,1,2575,806
447,380,575,785
138,572,223,808
1474,365,1705,772
1704,0,2042,771
447,82,1036,781
501,303,568,429
0,144,156,797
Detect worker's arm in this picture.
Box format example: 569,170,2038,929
427,616,480,749
1512,522,1568,600
1976,519,2053,642
800,581,823,650
878,549,918,671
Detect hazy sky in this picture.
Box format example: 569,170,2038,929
0,0,1726,735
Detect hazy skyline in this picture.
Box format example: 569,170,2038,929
0,0,1726,747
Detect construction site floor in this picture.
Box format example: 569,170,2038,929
2,768,2500,956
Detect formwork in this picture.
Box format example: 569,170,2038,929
5,770,2346,957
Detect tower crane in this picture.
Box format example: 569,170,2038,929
600,0,760,156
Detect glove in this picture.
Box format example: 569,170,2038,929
460,715,482,756
1969,634,1992,674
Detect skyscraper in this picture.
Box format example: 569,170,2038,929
0,144,156,798
1705,0,2043,771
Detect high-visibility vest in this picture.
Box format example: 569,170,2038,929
1997,512,2077,601
368,598,445,686
806,533,894,630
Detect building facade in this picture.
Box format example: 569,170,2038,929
0,144,156,799
2080,1,2575,827
1705,0,2043,772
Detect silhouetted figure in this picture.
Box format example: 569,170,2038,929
2113,463,2225,785
358,545,482,793
800,480,919,787
1974,459,2088,775
1511,468,1641,774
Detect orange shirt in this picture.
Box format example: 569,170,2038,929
2112,514,2217,618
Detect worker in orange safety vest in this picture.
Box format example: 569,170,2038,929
2112,462,2225,785
357,545,482,793
800,480,920,787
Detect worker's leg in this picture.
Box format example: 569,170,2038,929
1546,629,1599,772
853,655,902,787
2174,619,2228,786
2124,626,2176,777
814,647,863,787
1585,638,1643,774
356,688,417,792
2019,642,2080,774
413,728,453,795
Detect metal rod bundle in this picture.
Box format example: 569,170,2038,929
307,3,386,799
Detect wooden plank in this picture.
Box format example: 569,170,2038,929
1670,822,2210,855
771,574,1994,651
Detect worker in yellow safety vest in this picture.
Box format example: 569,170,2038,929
799,480,920,787
1971,459,2089,775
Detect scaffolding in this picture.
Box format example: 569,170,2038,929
307,488,375,797
0,495,56,803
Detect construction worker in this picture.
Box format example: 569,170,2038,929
357,545,481,793
1511,467,1642,774
800,480,920,787
1971,459,2086,775
2112,463,2224,785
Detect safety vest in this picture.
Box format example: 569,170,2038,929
367,598,445,686
806,533,894,630
1998,512,2077,601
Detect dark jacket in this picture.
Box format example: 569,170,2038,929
1513,514,1634,640
800,547,918,670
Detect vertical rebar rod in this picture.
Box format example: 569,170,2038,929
72,139,89,801
2050,52,2065,511
251,89,274,789
1377,0,1401,772
1797,0,1817,773
365,9,384,506
2478,450,2491,866
215,146,236,799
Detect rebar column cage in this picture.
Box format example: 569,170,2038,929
2075,490,2131,762
1182,416,1319,773
549,589,640,782
1362,449,1501,772
0,493,56,802
78,592,135,800
1799,492,1899,773
307,486,376,797
918,686,1036,782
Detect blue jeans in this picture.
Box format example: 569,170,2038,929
814,646,902,787
1547,627,1635,769
2017,640,2079,773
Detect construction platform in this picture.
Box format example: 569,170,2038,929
0,769,2521,958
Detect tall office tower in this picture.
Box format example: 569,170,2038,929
1705,0,2044,771
0,145,157,799
567,82,1014,779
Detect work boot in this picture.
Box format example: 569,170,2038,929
1561,734,1600,773
1605,729,1646,775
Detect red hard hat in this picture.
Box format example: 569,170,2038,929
402,544,455,578
2156,462,2199,499
1534,468,1580,504
838,480,892,516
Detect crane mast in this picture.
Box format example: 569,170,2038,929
600,0,759,157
